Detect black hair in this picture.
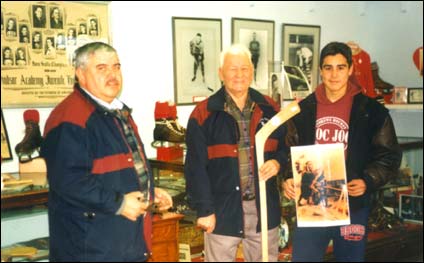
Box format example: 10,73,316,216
319,42,352,68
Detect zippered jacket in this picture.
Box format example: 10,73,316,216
185,87,287,237
41,85,154,262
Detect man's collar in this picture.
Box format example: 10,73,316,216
80,86,123,110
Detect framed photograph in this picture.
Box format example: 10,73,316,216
407,88,423,104
393,86,408,104
399,194,423,223
172,17,222,105
232,17,274,95
282,23,321,91
1,1,111,108
1,109,13,161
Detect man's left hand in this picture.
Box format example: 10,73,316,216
347,179,367,197
154,187,173,211
259,159,280,181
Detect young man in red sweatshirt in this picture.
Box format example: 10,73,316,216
282,42,402,262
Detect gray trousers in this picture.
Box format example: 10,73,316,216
204,200,279,262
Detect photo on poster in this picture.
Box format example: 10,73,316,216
290,143,350,227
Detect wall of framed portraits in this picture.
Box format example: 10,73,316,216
1,1,422,174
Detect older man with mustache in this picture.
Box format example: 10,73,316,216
41,42,172,262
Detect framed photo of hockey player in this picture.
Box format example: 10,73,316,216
232,18,274,95
282,23,321,91
399,194,423,224
1,109,13,161
290,143,350,227
172,17,222,105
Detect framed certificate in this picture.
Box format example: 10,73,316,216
407,88,423,104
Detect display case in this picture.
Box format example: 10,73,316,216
148,136,423,262
1,171,184,262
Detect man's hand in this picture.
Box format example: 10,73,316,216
120,191,148,221
282,178,295,200
347,179,367,197
154,187,173,212
197,214,216,234
259,159,280,181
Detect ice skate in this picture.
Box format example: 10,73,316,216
15,109,43,163
151,101,186,148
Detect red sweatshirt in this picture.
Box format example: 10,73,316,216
314,81,362,155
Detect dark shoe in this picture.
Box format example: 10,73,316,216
191,76,196,82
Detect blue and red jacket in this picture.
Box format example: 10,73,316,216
41,85,154,262
185,87,287,237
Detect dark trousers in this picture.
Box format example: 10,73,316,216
292,207,370,262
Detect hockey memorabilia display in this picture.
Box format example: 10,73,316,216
1,109,13,161
1,1,110,108
255,101,300,262
291,143,350,227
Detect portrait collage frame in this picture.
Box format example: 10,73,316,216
1,109,13,161
172,17,222,105
232,17,275,96
282,23,321,93
1,1,111,108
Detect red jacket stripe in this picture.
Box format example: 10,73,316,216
265,138,279,152
92,153,134,174
208,144,238,159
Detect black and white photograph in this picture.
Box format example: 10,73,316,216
2,46,14,66
5,16,17,38
172,17,222,105
18,24,30,43
282,23,320,91
232,18,274,95
15,47,27,66
49,6,63,29
88,17,99,36
399,194,423,224
32,31,43,50
32,4,46,28
269,72,282,107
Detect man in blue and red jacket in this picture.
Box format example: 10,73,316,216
185,44,287,262
41,42,172,262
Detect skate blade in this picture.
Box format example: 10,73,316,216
151,141,186,149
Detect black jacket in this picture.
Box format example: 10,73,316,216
284,92,402,210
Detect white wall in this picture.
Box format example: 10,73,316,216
2,1,423,173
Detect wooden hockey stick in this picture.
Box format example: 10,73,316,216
255,101,300,262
